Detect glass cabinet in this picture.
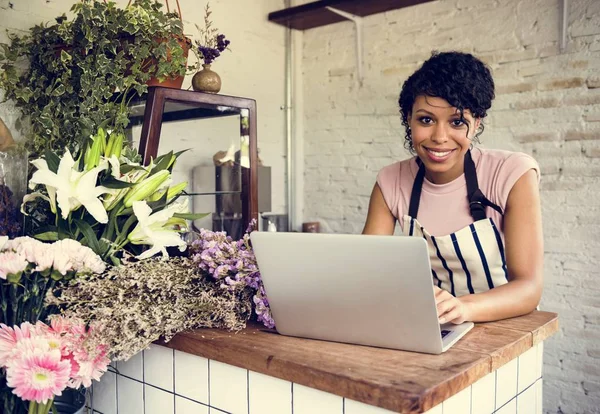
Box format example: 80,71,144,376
125,87,265,240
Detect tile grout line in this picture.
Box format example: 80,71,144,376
115,364,119,414
495,367,498,411
494,378,539,414
173,348,177,414
469,384,472,414
517,352,520,395
172,392,210,408
247,369,250,414
143,350,146,414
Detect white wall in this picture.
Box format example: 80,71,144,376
300,0,600,413
0,0,289,216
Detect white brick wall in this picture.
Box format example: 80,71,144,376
301,0,600,413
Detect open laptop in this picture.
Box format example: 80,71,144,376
250,232,474,354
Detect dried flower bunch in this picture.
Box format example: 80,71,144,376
194,3,231,65
189,224,274,329
47,257,253,361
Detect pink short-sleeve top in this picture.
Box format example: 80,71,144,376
376,147,540,237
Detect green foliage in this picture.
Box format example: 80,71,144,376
0,0,194,160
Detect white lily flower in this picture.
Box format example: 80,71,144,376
29,150,111,224
20,191,52,216
127,199,189,260
29,159,57,214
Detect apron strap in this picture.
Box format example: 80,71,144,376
408,159,426,219
464,150,503,221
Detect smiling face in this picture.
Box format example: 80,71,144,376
408,95,481,184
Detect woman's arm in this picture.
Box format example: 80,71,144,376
437,169,544,323
362,183,396,235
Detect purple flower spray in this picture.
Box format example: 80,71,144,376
189,220,275,329
194,4,231,65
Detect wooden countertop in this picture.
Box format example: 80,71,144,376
161,311,558,413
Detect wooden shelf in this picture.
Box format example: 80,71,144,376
268,0,436,30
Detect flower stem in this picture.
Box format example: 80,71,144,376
36,279,56,322
9,284,19,326
0,281,8,324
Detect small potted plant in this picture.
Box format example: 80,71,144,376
191,3,231,94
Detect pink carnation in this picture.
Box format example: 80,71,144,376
0,251,28,280
2,237,46,262
7,349,71,403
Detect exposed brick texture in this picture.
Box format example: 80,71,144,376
301,1,600,413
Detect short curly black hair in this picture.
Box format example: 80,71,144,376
398,51,495,153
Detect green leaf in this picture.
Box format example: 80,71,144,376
117,207,133,217
33,230,59,241
73,219,101,254
116,214,138,240
120,164,146,174
44,150,61,173
149,151,173,175
173,212,210,220
51,83,66,97
147,188,169,211
101,177,137,189
60,49,72,64
173,148,190,159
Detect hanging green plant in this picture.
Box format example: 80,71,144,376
0,0,195,160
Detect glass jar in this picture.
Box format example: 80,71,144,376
0,145,28,237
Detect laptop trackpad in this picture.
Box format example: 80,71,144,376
440,322,474,351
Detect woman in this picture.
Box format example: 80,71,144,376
362,51,543,324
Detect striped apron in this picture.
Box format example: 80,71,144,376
402,150,508,297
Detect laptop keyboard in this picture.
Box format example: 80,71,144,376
441,329,451,339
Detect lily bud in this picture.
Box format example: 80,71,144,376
123,170,170,207
84,129,106,171
148,181,188,202
167,181,188,200
105,132,124,159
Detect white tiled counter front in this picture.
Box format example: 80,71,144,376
90,311,557,414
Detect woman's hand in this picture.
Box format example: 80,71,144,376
434,286,471,324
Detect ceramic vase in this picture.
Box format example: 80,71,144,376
192,64,222,93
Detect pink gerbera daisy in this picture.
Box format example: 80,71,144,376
7,349,71,403
70,347,110,388
0,323,33,367
48,316,73,336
